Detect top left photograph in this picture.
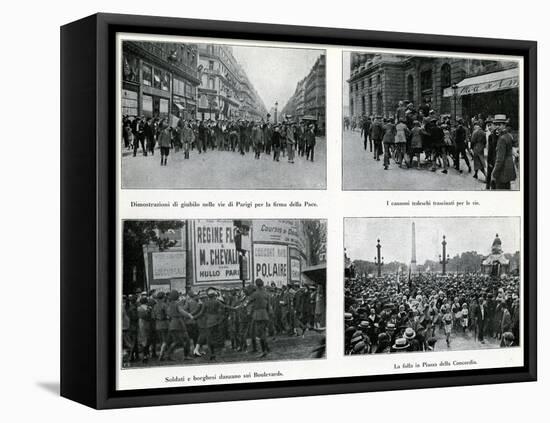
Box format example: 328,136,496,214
119,36,327,190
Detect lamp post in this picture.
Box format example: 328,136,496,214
452,83,459,124
439,235,449,275
274,101,278,124
374,239,384,277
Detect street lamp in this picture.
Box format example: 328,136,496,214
374,239,384,277
452,83,459,124
439,235,449,275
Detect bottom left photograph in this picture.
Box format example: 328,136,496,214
121,218,327,368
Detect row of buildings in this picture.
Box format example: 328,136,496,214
123,220,326,305
122,41,268,122
281,55,326,133
347,53,519,129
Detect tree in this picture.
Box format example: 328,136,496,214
123,220,185,294
304,220,325,266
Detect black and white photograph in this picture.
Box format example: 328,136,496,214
121,219,327,368
343,51,521,190
120,39,326,189
344,217,521,355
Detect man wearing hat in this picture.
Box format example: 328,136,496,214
158,119,172,166
369,116,384,160
391,337,410,353
453,119,472,174
305,124,316,161
492,115,516,189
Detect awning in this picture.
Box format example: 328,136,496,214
443,68,519,97
301,115,318,121
174,103,185,110
302,263,326,284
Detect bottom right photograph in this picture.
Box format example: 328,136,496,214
344,217,521,355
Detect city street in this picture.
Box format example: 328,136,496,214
122,137,326,189
342,129,518,191
123,330,325,368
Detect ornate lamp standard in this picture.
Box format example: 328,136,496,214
439,235,450,275
374,238,384,277
452,83,459,124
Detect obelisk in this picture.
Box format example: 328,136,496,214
410,222,417,273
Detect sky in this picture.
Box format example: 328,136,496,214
231,45,323,111
345,217,520,265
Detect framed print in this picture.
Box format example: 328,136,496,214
61,13,537,409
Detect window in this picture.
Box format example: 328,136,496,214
369,77,372,87
142,64,152,86
368,94,373,115
209,60,214,70
153,68,162,89
361,80,365,90
377,74,381,85
440,63,452,90
420,69,433,93
208,78,215,90
407,75,414,101
361,96,366,115
350,99,354,116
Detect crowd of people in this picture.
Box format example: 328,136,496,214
122,279,325,365
344,272,520,354
122,114,318,167
344,100,519,189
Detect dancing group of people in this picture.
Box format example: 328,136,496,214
344,272,520,354
346,100,518,189
122,279,325,365
122,115,318,167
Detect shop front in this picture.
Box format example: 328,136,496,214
443,67,519,128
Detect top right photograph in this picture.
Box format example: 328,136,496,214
342,50,521,191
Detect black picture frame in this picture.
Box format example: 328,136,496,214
60,12,537,409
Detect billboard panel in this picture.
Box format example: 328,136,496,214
253,243,288,287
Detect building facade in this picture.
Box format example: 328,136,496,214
348,53,519,128
196,44,268,121
282,54,326,133
127,219,326,294
122,41,200,120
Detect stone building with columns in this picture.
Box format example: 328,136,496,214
348,53,519,128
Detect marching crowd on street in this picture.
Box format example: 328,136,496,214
122,278,325,365
122,114,319,167
344,99,519,189
344,272,520,354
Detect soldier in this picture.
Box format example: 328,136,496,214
486,118,498,189
152,291,169,361
137,297,154,363
165,290,194,361
248,278,272,357
193,288,238,361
